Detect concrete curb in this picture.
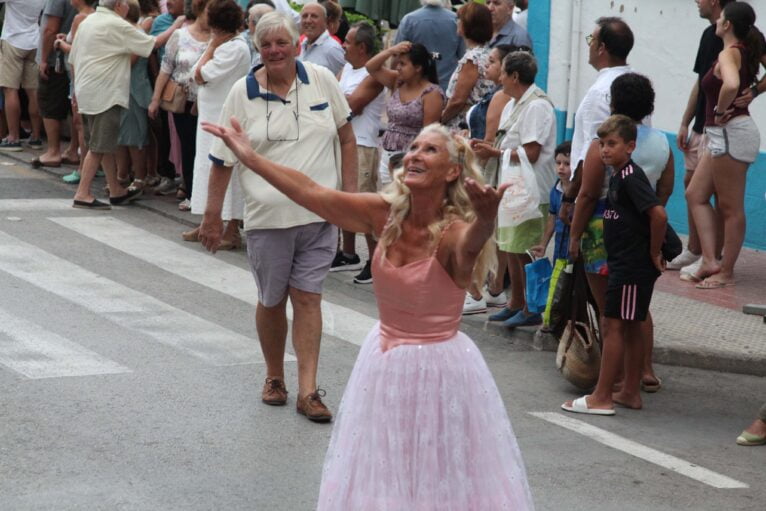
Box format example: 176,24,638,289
3,150,764,377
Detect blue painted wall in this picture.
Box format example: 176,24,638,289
527,0,552,92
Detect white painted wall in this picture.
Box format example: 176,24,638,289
547,0,766,149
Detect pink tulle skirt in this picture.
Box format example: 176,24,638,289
317,323,535,511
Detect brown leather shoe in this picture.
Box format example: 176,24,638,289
296,389,333,423
262,377,288,406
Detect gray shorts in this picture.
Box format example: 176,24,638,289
246,222,337,307
82,105,124,154
705,115,760,164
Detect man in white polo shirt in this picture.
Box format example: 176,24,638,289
201,12,357,424
0,0,46,152
68,0,182,210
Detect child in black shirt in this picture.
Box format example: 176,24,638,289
562,114,668,416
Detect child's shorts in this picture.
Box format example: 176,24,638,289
605,281,655,321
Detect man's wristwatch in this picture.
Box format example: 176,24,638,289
750,83,760,98
561,195,575,204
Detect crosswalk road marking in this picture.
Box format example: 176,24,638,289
0,199,73,210
0,306,131,379
52,216,378,347
530,412,750,489
0,230,292,368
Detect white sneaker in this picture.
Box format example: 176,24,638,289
485,289,507,307
667,249,700,271
463,293,487,315
679,258,703,281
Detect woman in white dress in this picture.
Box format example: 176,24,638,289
183,0,250,247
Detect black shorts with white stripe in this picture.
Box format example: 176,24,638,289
604,280,656,321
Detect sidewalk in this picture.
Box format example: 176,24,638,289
4,147,765,376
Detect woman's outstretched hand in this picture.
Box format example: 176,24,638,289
464,178,511,225
200,117,253,164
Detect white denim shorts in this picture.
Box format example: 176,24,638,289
705,115,761,163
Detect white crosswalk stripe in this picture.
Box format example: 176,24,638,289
51,216,378,347
0,307,131,379
0,230,292,368
0,198,73,210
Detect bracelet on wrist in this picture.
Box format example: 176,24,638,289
750,84,760,98
561,195,575,204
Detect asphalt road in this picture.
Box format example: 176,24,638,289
0,157,764,511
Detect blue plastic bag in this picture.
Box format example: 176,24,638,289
525,257,553,314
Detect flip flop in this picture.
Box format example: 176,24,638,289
561,396,615,416
641,378,662,393
61,156,80,166
695,279,735,290
31,158,61,169
736,431,766,446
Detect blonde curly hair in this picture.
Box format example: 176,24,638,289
378,123,498,288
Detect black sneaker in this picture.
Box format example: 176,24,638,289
329,251,364,272
25,138,44,150
353,260,373,284
0,139,22,152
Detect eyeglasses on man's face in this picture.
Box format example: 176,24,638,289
585,34,595,46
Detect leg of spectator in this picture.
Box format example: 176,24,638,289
288,287,323,398
74,150,104,202
25,89,43,141
686,153,723,279
506,253,525,310
613,319,644,409
708,155,748,283
587,317,624,409
74,109,86,165
3,88,21,141
40,118,62,164
156,111,175,179
255,297,289,382
62,116,79,163
172,110,197,200
488,248,508,295
102,153,129,198
639,312,658,387
145,129,158,181
129,146,147,183
115,146,131,183
341,230,356,256
683,168,702,255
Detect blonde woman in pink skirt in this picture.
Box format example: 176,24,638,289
201,120,535,511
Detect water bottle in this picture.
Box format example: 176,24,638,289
54,50,64,74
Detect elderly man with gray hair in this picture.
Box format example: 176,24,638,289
393,0,465,92
69,0,182,209
298,1,344,75
200,11,357,424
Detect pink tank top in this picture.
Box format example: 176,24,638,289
372,221,466,352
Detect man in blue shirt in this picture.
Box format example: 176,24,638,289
487,0,532,49
394,0,464,92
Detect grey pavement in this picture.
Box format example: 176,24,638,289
1,150,765,511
